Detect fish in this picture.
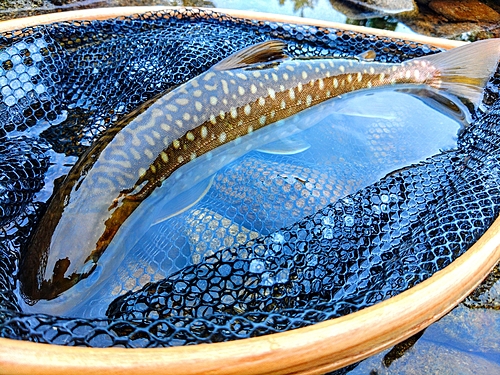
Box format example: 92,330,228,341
66,87,476,319
19,38,500,314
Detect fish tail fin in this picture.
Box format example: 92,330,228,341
418,39,500,107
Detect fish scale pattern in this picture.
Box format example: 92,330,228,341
0,8,499,348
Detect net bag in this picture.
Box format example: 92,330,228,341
0,8,499,350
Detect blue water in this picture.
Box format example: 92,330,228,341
67,88,466,318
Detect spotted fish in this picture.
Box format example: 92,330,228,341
20,38,500,312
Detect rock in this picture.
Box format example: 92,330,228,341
424,305,500,355
428,0,500,23
343,0,417,14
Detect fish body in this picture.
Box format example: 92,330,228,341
20,39,500,311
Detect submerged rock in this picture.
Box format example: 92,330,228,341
428,0,500,23
352,340,500,375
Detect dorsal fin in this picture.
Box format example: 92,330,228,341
211,40,289,71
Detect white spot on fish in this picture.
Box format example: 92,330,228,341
252,71,261,78
259,115,266,125
333,78,339,88
283,72,289,80
186,131,195,141
405,70,411,79
219,132,227,142
318,79,324,90
280,100,286,109
347,74,353,83
201,126,208,138
267,88,276,100
160,152,168,163
272,73,278,82
195,101,203,111
238,86,245,96
210,114,217,124
193,90,203,97
132,134,141,146
339,66,345,73
204,84,217,91
183,113,191,121
286,65,294,72
210,96,218,106
250,84,258,94
301,71,308,80
138,167,147,178
175,98,189,106
306,95,312,106
357,72,362,82
203,72,216,81
221,80,229,95
259,97,266,106
414,70,420,80
130,147,141,160
297,82,303,92
166,104,178,112
236,73,247,80
289,88,295,100
144,134,155,146
244,104,251,115
173,139,181,149
230,107,238,119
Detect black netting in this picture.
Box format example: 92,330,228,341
0,8,499,349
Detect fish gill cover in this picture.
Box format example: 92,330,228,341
0,8,499,347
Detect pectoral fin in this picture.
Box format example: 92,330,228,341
151,175,215,226
257,136,311,155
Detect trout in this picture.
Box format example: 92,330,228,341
20,38,500,313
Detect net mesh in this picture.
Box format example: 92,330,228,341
0,8,499,348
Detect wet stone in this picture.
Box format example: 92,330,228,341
351,340,500,374
428,0,500,23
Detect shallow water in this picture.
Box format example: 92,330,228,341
38,88,466,319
